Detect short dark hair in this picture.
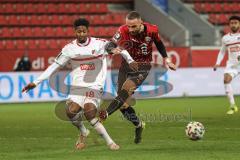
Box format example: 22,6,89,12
229,15,240,22
74,18,89,28
126,11,141,20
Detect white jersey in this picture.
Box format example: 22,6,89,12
55,37,108,88
216,32,240,65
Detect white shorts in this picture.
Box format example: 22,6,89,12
224,62,240,78
67,86,103,109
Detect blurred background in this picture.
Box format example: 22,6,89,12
1,0,240,103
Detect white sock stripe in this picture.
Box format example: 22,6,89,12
224,83,235,105
90,118,99,126
71,114,80,121
93,121,114,145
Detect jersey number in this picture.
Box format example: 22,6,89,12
86,91,95,98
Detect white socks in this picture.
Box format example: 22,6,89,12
224,83,235,105
71,114,114,145
90,118,114,145
71,114,88,136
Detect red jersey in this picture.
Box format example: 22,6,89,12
112,22,161,62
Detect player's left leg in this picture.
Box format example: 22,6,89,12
120,103,145,144
224,73,238,114
83,102,119,150
104,74,148,143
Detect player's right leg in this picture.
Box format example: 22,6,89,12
65,100,89,150
224,73,238,114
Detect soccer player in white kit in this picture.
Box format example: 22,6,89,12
214,16,240,115
22,18,135,150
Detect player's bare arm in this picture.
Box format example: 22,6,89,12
22,62,61,93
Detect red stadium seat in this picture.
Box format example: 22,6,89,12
232,3,240,12
16,40,26,50
25,3,35,13
47,3,57,13
98,4,108,13
204,3,212,13
55,27,63,37
219,14,228,24
65,27,74,37
212,3,222,13
89,29,95,36
78,3,87,13
59,39,68,48
19,16,30,25
93,15,104,25
51,16,61,25
27,40,37,49
66,3,78,13
0,16,8,25
194,3,203,13
37,3,48,13
57,3,66,13
15,28,24,38
44,27,55,37
55,39,62,49
113,13,126,24
6,40,16,50
59,15,72,25
38,40,49,49
208,14,217,24
223,3,233,13
0,4,5,13
30,15,40,25
15,3,25,13
40,15,51,25
1,28,12,38
0,40,6,50
5,3,14,13
87,4,97,13
24,27,33,38
49,40,58,49
8,15,19,25
33,27,44,37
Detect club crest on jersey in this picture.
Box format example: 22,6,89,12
145,36,151,43
80,63,95,70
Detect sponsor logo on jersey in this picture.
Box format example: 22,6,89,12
80,63,95,70
145,36,151,43
230,46,240,52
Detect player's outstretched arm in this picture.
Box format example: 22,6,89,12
213,44,226,71
22,62,61,93
165,57,177,71
213,64,220,71
22,83,36,93
153,28,176,71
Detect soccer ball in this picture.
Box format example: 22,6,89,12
185,121,205,140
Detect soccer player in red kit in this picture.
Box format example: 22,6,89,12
100,11,176,144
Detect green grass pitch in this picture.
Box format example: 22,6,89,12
0,97,240,160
